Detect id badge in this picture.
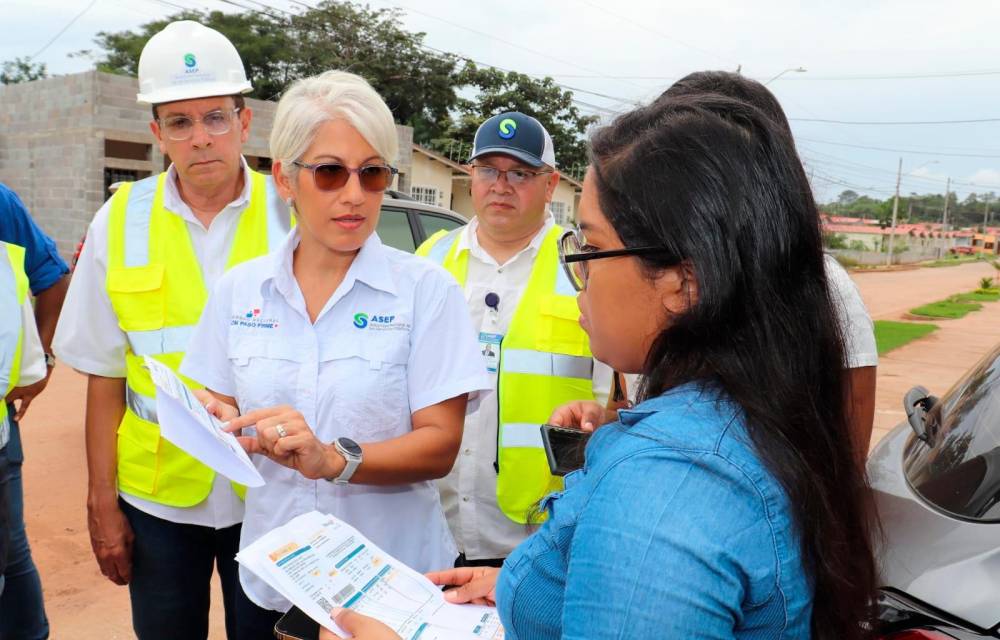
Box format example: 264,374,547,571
479,332,503,373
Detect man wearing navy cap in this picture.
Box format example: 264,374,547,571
417,112,611,566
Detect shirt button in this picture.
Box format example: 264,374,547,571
464,448,472,456
462,496,470,502
497,268,503,274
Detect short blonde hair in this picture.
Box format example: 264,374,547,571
269,71,398,179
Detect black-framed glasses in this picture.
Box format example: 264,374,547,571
470,164,553,187
558,229,678,292
293,160,398,192
159,108,241,141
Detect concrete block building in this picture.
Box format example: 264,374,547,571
0,71,414,260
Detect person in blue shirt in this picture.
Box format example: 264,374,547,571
320,90,877,639
0,182,70,640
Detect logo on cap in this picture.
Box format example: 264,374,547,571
498,118,517,140
184,53,197,68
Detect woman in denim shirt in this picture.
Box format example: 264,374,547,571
323,87,877,640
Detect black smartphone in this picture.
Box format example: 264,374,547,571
540,424,591,476
274,606,319,640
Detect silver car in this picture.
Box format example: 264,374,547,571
868,344,1000,639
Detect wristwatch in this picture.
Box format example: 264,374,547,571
44,352,56,369
328,437,362,485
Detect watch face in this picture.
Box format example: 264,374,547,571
337,438,363,457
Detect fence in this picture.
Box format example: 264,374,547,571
828,248,939,266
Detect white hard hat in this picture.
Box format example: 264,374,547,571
136,20,252,105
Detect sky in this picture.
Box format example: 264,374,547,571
6,0,1000,208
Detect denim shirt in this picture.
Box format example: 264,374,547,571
495,383,812,639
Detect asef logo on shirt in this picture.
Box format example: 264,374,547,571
352,312,408,332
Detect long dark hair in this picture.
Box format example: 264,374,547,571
589,92,877,639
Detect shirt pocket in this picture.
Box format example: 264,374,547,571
106,264,165,332
227,337,300,412
320,332,411,442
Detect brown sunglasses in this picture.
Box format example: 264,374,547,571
293,160,398,192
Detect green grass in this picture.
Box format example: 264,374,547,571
909,300,982,319
922,256,980,268
874,320,939,355
953,290,1000,303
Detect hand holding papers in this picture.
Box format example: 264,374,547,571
237,511,505,640
144,356,265,487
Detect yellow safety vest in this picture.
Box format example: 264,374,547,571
417,225,595,524
0,242,29,450
105,169,290,507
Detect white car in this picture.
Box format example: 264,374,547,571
868,344,1000,639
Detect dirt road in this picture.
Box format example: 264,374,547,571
14,259,999,638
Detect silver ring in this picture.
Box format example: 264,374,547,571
275,423,288,438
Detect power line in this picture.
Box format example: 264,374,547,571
798,136,1000,159
29,0,100,61
378,1,647,94
792,116,1000,126
574,0,735,67
545,68,1000,82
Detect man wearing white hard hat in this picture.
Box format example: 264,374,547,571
53,21,290,639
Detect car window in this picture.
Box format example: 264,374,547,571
902,345,1000,521
419,212,464,240
377,207,416,252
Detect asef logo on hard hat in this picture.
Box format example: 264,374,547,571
183,53,197,70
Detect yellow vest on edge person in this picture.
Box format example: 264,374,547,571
0,242,29,450
105,169,289,507
417,224,595,524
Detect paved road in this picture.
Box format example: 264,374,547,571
15,259,1000,638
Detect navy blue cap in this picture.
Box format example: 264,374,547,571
468,112,556,168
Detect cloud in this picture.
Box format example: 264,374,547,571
966,169,1000,189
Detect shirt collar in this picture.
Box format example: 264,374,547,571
457,211,555,266
261,228,398,302
163,156,253,224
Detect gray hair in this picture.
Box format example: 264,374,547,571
269,71,398,180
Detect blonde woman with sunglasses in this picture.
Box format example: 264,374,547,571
179,71,489,640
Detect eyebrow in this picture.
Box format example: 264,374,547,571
161,106,229,119
311,154,384,165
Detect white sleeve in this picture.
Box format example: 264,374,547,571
16,299,46,386
591,359,613,406
179,271,236,397
825,255,878,369
406,268,491,412
52,201,130,378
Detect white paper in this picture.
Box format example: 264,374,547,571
144,356,265,487
237,511,505,640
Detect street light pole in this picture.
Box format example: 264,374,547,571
941,177,952,257
983,194,991,233
887,157,903,265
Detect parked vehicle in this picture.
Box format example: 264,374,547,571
950,246,975,255
868,344,1000,639
376,190,467,252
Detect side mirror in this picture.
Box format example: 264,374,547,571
904,385,938,443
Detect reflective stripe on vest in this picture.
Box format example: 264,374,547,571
0,243,29,450
126,385,159,424
107,167,290,507
126,325,194,357
502,348,592,380
418,223,595,524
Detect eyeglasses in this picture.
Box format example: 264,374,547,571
293,161,398,192
159,108,241,141
470,164,553,187
558,229,679,292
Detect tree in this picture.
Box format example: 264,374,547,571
76,2,597,168
836,190,859,207
433,64,599,174
1,57,47,84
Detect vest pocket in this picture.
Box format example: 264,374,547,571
107,264,166,332
537,295,590,356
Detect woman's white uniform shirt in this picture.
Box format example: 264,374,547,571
181,228,490,611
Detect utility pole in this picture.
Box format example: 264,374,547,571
941,177,952,256
887,157,902,266
984,194,992,232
